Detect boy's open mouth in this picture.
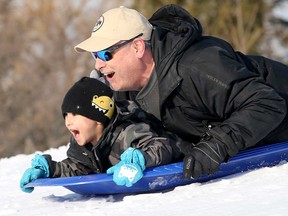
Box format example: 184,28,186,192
71,129,79,139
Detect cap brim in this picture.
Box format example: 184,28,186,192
74,36,120,53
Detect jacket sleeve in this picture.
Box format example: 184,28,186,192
110,122,182,168
184,43,287,157
44,140,97,178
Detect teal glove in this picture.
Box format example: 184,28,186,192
20,167,45,193
30,153,50,176
107,147,146,187
20,154,50,193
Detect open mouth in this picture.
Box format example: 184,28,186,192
71,129,79,139
106,72,115,79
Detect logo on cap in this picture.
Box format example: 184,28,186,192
92,16,104,32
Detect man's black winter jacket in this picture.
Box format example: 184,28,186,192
116,5,288,158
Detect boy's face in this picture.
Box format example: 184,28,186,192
64,113,104,146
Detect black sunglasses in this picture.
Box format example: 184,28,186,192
91,33,143,62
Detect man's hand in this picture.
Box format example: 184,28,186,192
183,140,227,179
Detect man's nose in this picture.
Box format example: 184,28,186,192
95,58,107,72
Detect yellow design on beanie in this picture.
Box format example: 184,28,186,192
92,95,115,119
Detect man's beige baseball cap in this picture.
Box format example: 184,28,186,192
74,6,153,52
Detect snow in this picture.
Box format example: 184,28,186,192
0,145,288,216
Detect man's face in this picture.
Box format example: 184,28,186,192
94,38,148,91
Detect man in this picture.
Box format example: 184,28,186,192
74,5,288,179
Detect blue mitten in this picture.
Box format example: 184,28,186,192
31,153,50,176
20,167,45,193
20,154,50,193
107,148,146,187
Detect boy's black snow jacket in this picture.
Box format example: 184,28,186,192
45,100,182,177
115,4,288,158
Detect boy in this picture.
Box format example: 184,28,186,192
20,77,182,193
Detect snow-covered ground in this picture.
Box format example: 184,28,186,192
0,145,287,216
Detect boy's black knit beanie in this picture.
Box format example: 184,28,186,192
61,77,115,127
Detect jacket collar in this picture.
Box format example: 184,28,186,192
148,5,202,108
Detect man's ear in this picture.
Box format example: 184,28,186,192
132,38,146,57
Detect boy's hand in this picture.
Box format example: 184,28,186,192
20,168,46,193
107,148,146,187
107,161,143,187
19,154,50,193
